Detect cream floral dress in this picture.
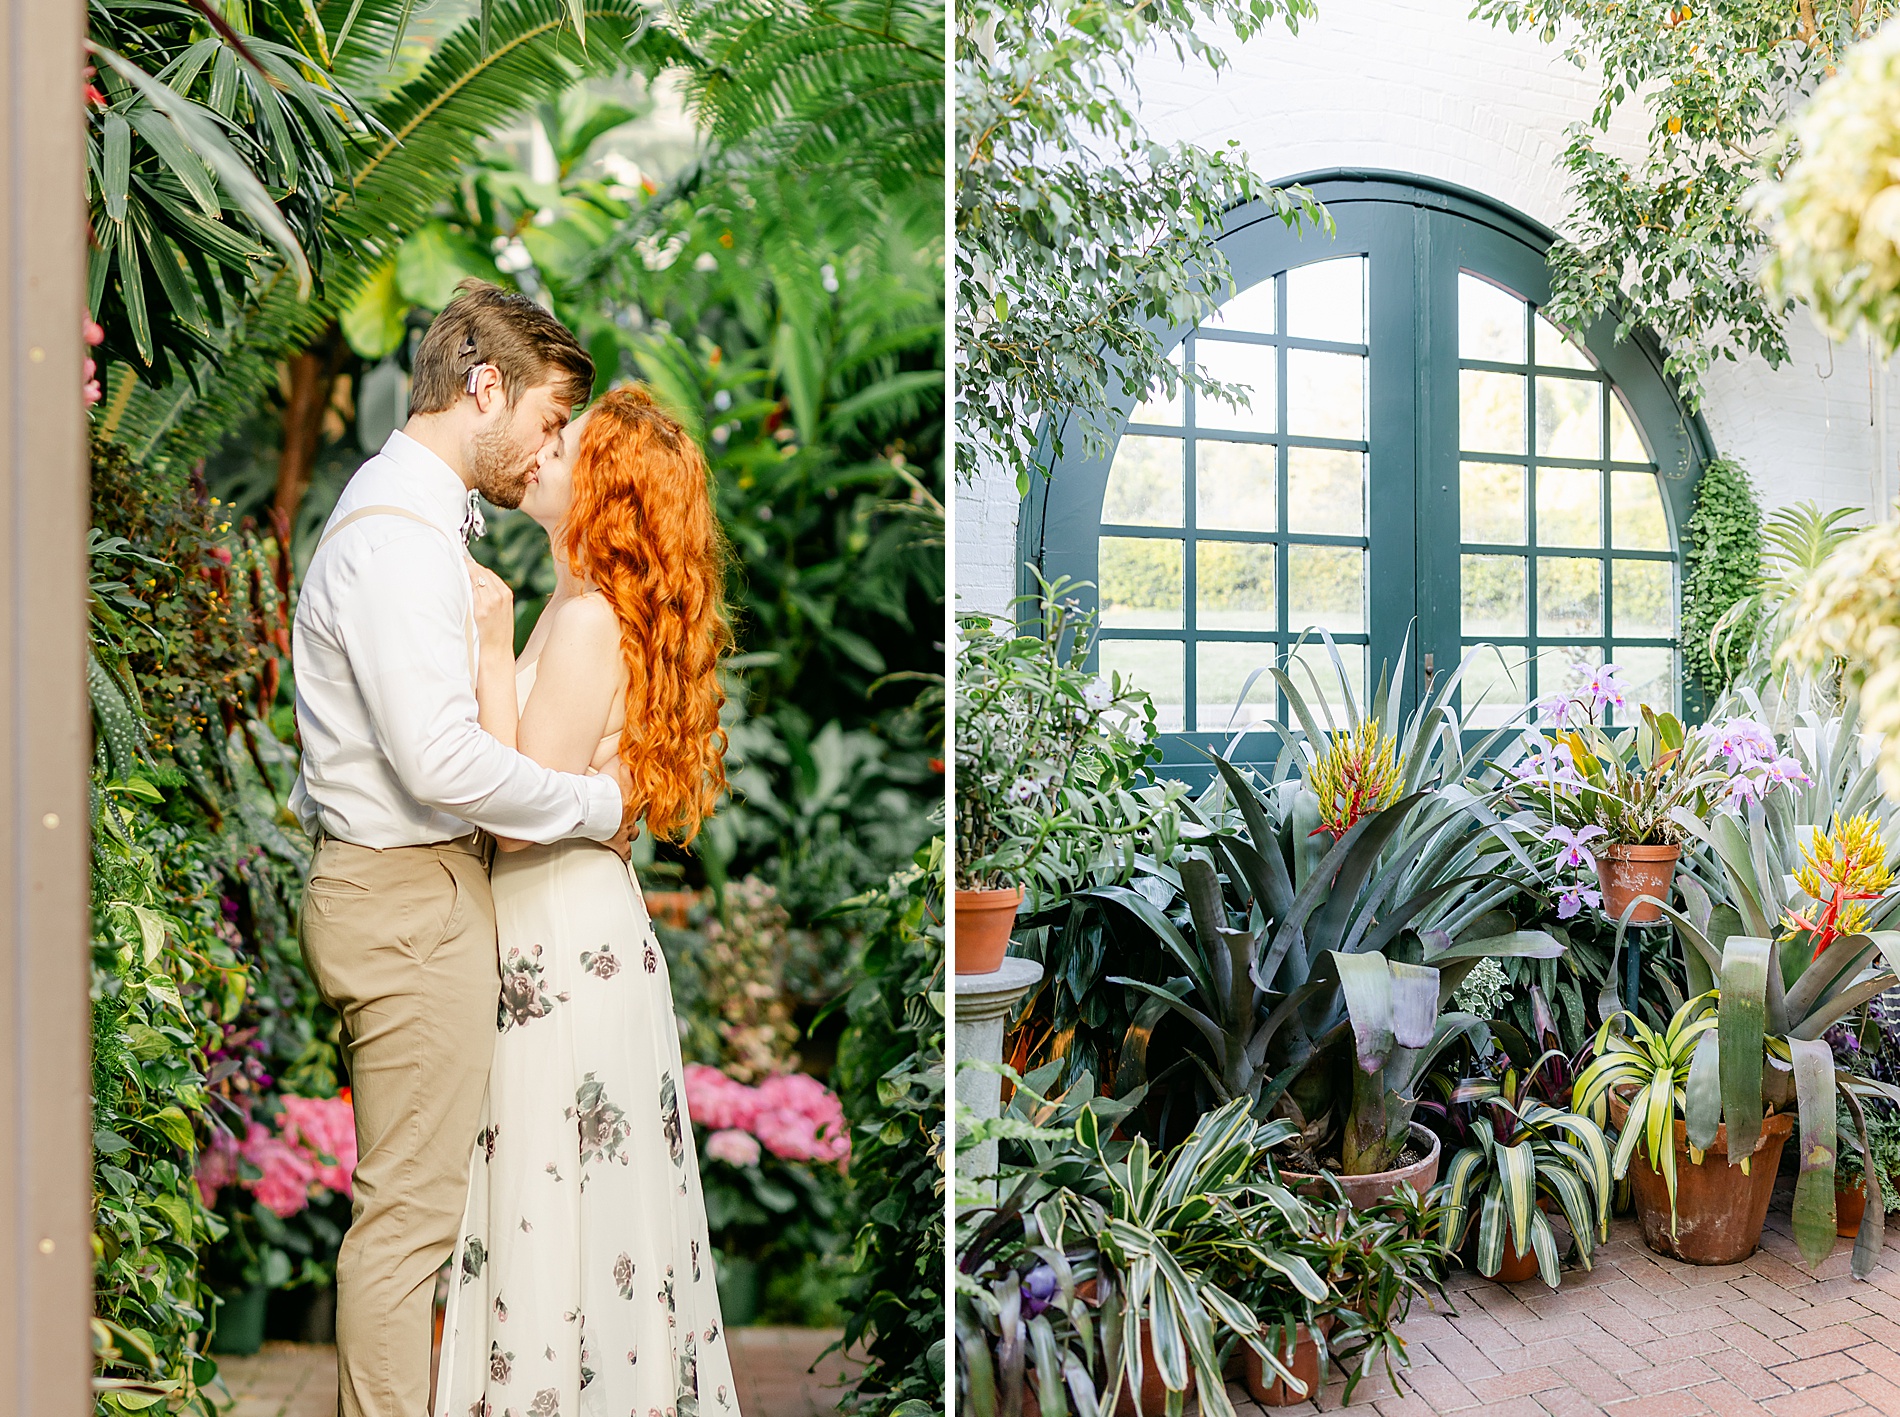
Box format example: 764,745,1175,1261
435,665,738,1417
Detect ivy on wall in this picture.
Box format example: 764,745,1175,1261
1681,457,1765,699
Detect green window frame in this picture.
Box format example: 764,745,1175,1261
1020,172,1714,780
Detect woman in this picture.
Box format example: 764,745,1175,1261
435,386,740,1417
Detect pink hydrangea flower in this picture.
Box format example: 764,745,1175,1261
684,1063,760,1131
239,1122,318,1218
279,1094,357,1196
196,1127,241,1208
705,1128,762,1167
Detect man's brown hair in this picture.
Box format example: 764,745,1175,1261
408,278,594,416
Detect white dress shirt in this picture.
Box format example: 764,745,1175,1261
289,430,622,848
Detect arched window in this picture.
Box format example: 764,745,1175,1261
1021,173,1711,774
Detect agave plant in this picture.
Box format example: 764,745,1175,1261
1435,1055,1614,1288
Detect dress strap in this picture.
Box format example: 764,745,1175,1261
316,504,478,684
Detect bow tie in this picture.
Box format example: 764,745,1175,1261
461,491,487,545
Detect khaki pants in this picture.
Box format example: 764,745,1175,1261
299,835,497,1417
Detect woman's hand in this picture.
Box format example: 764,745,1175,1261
467,558,516,659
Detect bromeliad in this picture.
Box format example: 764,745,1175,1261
1782,814,1895,961
1308,719,1403,838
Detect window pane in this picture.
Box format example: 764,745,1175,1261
1197,440,1277,532
1208,276,1276,334
1536,377,1602,459
1461,463,1525,544
1610,393,1649,462
1194,339,1277,434
1537,556,1603,637
1132,346,1184,425
1287,448,1365,535
1460,273,1525,363
1535,313,1594,370
1536,646,1602,711
1287,641,1367,725
1098,537,1182,629
1460,369,1526,455
1101,639,1184,733
1197,542,1276,630
1461,554,1525,635
1536,467,1601,548
1286,257,1365,343
1614,646,1675,719
1287,544,1365,633
1197,641,1278,732
1103,435,1184,526
1611,470,1670,550
1460,643,1529,729
1612,560,1673,637
1286,349,1365,440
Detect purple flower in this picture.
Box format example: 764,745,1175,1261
1547,824,1606,872
1557,885,1603,920
1021,1263,1058,1317
1704,717,1777,770
1580,662,1629,715
1763,753,1812,788
1536,694,1577,728
1513,738,1585,790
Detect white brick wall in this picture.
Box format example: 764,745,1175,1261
955,0,1898,616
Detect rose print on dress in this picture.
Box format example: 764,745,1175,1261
498,945,568,1029
477,1124,499,1161
614,1252,635,1299
569,1073,632,1166
690,1240,700,1282
660,1265,676,1325
676,1333,700,1417
489,1342,514,1384
644,941,658,973
580,946,621,979
528,1389,560,1417
461,1236,487,1285
659,1073,685,1168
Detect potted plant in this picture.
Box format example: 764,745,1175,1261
1503,668,1807,925
955,576,1181,974
1830,1089,1897,1237
1434,1053,1613,1287
1573,994,1795,1264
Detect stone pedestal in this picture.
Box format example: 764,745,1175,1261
954,956,1043,1203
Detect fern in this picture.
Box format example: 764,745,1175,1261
1680,457,1764,698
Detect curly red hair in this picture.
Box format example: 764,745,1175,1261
562,386,732,844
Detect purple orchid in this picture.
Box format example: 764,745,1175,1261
1547,823,1606,871
1579,662,1629,715
1557,884,1602,920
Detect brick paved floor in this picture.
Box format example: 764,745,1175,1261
1229,1190,1900,1416
214,1327,859,1417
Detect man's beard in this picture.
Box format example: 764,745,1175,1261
470,420,534,509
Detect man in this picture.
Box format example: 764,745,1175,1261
290,280,624,1417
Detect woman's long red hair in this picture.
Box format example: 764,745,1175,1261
563,386,732,844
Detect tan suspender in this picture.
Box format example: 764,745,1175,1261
315,504,479,683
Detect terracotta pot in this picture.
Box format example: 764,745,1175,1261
1113,1317,1194,1417
1282,1122,1442,1208
1837,1179,1868,1238
1458,1198,1548,1284
1595,844,1680,925
1243,1320,1332,1407
955,886,1022,975
1609,1093,1793,1264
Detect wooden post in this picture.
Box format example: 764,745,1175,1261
0,1,97,1412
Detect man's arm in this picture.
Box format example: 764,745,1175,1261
343,530,622,842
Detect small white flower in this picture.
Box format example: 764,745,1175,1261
712,390,732,411
694,251,719,272
820,263,839,293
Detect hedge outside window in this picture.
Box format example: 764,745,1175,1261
1019,173,1713,777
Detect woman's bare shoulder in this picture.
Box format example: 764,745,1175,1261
541,590,621,655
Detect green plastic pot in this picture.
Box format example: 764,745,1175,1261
210,1284,269,1355
715,1254,760,1327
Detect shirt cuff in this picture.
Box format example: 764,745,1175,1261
579,773,624,841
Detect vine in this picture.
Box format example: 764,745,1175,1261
1681,457,1765,699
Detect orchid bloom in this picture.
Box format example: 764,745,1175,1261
1578,662,1628,715
1557,884,1602,920
1547,823,1606,872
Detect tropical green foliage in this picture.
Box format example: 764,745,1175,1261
1473,0,1898,402
830,840,948,1417
956,0,1327,493
1711,501,1860,700
956,581,1185,897
1435,1061,1613,1288
1681,458,1765,699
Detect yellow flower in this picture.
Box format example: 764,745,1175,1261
1794,813,1892,904
1309,719,1403,837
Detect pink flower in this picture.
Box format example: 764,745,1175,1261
1579,663,1628,715
705,1129,762,1167
684,1063,759,1131
196,1127,241,1208
1547,824,1606,872
238,1122,318,1218
754,1073,850,1164
279,1095,357,1196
